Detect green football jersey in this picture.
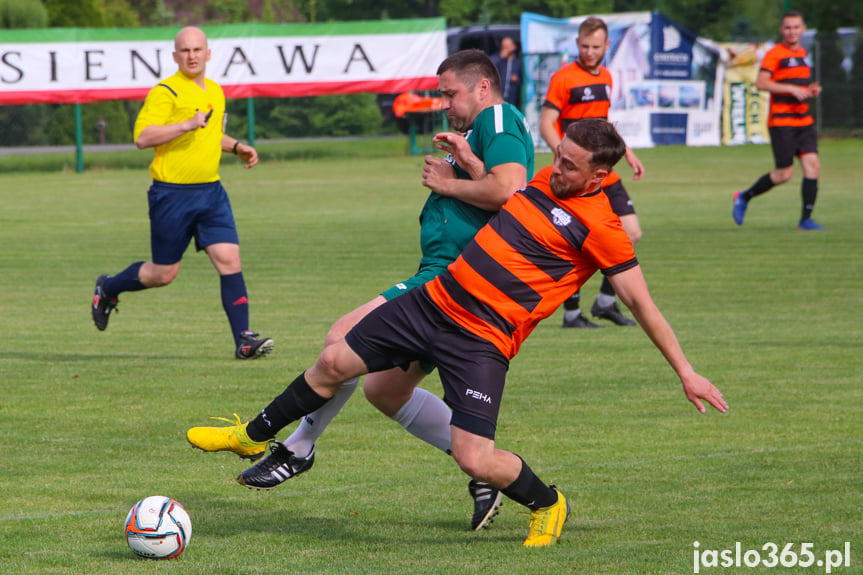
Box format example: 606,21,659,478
418,102,534,270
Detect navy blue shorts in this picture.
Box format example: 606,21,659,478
769,125,818,169
345,286,509,439
147,180,239,265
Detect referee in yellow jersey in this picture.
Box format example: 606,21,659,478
91,26,273,360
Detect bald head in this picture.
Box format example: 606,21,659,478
175,26,207,50
173,26,210,82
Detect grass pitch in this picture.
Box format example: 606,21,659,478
0,138,860,574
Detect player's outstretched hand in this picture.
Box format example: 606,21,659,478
680,372,728,414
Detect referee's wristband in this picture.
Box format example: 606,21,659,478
232,140,242,155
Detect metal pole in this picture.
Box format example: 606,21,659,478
75,103,84,174
246,98,255,147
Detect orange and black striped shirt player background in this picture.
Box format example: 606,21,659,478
732,11,823,230
760,42,814,128
541,38,643,328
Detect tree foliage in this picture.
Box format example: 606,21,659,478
297,0,441,22
0,0,47,28
438,0,616,26
43,0,105,27
95,0,139,27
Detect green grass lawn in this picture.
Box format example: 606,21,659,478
0,138,860,574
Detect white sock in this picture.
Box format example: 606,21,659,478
283,377,359,457
595,292,616,308
392,387,453,454
563,309,582,321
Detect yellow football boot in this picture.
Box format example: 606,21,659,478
523,487,570,547
186,413,268,461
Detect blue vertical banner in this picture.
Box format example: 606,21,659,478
649,11,695,80
650,113,688,145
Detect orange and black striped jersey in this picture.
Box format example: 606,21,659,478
425,166,638,359
761,43,813,127
543,62,612,139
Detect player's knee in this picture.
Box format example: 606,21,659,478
772,167,793,184
363,382,410,417
314,345,352,382
362,379,386,406
619,215,641,245
150,267,178,287
802,155,820,178
454,455,491,483
450,444,493,482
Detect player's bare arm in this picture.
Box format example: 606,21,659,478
608,266,728,414
624,146,644,180
755,70,811,102
423,160,526,212
222,135,258,169
135,110,210,149
624,146,645,180
539,107,562,152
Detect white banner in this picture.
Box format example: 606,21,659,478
0,20,447,104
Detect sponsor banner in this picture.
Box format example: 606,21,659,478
521,11,721,149
719,42,771,145
650,12,695,80
608,109,652,148
608,107,719,148
686,109,722,146
650,112,688,145
0,20,446,104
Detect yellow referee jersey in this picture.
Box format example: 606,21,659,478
134,71,226,184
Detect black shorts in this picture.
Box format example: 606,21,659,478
603,180,635,216
769,125,818,169
345,287,509,439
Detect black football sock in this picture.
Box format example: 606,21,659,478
563,290,581,311
102,261,146,298
742,173,775,201
599,276,616,297
501,458,558,510
801,178,818,221
246,371,329,442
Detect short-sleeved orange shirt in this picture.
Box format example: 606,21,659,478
426,166,638,358
760,43,813,127
544,62,613,137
